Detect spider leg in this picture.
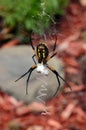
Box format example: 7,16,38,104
26,65,37,94
47,64,61,97
32,54,36,64
53,37,57,51
29,33,35,50
47,64,72,97
15,70,31,82
46,52,57,62
15,65,36,82
50,52,57,59
29,32,38,63
46,36,57,62
56,72,72,91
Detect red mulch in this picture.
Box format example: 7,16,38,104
0,1,86,130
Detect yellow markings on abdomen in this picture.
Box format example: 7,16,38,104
37,43,49,61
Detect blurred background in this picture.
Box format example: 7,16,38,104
0,0,86,130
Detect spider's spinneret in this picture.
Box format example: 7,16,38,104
36,43,49,64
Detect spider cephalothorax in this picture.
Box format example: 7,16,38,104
15,35,71,96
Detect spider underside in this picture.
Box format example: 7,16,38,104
15,35,71,97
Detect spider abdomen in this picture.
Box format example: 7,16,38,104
36,43,49,64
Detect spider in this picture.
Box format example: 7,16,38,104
15,36,71,96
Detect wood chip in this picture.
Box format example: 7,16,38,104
61,102,76,120
48,119,62,129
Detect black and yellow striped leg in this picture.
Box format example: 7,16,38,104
50,52,57,59
15,70,31,82
29,35,35,50
50,36,57,58
47,65,61,97
26,65,37,94
15,65,37,94
47,64,72,97
46,52,57,63
46,38,57,62
53,38,57,51
47,65,72,96
32,54,36,64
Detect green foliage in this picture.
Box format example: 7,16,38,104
0,0,69,34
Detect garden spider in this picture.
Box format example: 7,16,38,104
15,36,71,96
